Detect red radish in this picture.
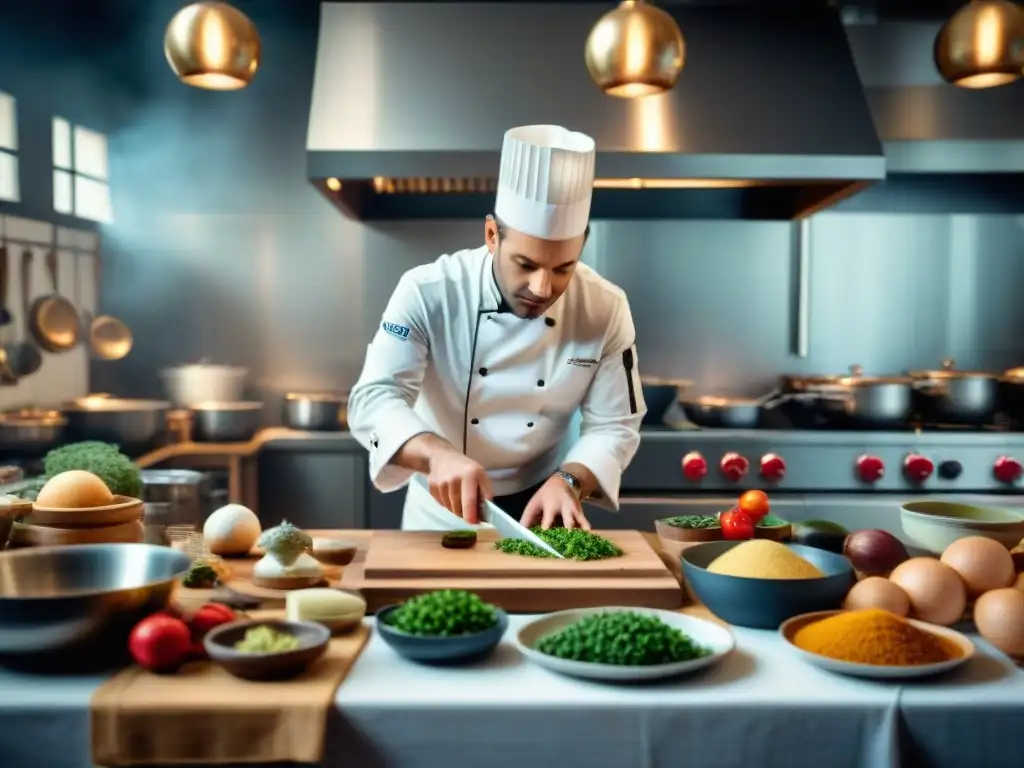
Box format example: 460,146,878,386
128,614,192,673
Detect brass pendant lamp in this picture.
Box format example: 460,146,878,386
585,0,686,98
934,0,1024,89
164,2,261,90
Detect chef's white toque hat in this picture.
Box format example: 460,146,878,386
493,125,596,241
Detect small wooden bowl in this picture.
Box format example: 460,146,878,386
204,619,330,681
251,574,325,590
12,518,145,547
655,519,723,544
310,537,359,566
27,495,144,528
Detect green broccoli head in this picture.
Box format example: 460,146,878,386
43,441,143,498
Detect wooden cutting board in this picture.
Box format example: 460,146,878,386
363,529,667,579
343,530,683,613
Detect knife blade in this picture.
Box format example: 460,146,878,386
480,499,564,559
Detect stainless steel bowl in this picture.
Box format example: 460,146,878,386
283,392,348,431
191,401,263,442
61,397,171,456
0,543,191,655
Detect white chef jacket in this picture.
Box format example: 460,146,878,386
348,245,647,529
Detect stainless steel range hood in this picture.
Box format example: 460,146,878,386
836,21,1024,215
306,3,885,221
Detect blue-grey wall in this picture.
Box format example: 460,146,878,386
0,2,1021,411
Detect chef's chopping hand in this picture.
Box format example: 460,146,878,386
427,452,493,524
521,476,591,531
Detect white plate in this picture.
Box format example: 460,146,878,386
779,610,975,679
516,606,735,682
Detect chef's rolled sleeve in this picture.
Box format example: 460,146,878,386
563,296,646,510
348,274,434,492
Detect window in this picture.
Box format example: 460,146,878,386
0,91,19,203
52,116,112,224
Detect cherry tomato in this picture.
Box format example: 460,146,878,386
738,490,770,523
720,508,756,540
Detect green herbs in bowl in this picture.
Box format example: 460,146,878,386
661,515,720,530
758,514,788,528
493,527,622,560
536,611,711,666
376,590,508,664
515,608,735,681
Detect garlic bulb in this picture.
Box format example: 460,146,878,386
203,503,261,556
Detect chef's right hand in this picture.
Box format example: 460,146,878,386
427,452,492,524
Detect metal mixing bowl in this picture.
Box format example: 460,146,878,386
0,543,191,656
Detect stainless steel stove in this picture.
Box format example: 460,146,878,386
597,427,1024,540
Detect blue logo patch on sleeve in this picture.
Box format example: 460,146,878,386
382,322,411,341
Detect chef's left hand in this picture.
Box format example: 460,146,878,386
521,476,591,531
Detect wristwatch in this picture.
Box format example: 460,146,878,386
554,469,584,500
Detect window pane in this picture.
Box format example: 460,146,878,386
53,117,71,169
54,169,73,214
73,125,108,180
74,175,112,223
0,92,16,152
0,151,19,202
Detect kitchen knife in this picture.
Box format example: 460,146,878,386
479,499,564,559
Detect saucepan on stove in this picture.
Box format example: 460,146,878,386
907,359,1000,425
811,370,914,427
283,392,348,431
1000,367,1024,422
640,377,692,426
0,408,66,457
680,393,789,429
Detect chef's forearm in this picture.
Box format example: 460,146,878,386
392,432,459,473
562,462,600,499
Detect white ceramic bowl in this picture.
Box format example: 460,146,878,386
900,501,1024,554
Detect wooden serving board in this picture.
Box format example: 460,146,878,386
343,530,683,613
363,529,667,579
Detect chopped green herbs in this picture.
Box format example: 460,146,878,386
182,561,218,589
383,590,497,637
757,514,787,528
661,515,720,530
493,527,622,560
536,612,711,666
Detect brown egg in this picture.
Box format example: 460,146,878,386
941,536,1015,597
843,576,911,616
35,470,114,509
889,557,967,626
974,588,1024,658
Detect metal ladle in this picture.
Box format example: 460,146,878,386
4,249,42,378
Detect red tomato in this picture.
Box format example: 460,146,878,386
720,508,756,540
128,614,192,673
738,490,770,523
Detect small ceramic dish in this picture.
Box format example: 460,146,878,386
901,501,1024,553
27,495,143,528
375,604,508,664
204,619,330,681
310,537,359,566
780,610,975,679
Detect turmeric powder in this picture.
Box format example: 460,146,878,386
792,609,961,666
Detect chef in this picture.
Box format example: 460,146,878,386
348,124,647,531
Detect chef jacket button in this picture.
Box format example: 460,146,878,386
479,367,488,376
537,379,545,387
545,317,555,327
527,421,534,428
471,418,479,425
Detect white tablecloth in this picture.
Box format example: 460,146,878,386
1,616,1022,768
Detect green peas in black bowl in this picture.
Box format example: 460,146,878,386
375,589,508,665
